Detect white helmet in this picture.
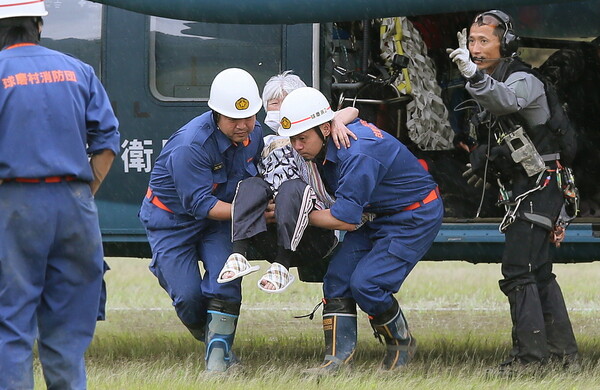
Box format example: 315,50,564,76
208,68,261,119
278,87,334,137
0,0,47,19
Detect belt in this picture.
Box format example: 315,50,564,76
375,187,439,217
2,175,77,183
403,187,439,211
146,187,173,213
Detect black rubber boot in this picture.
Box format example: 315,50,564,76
305,298,357,375
204,299,241,373
539,279,580,371
369,297,417,370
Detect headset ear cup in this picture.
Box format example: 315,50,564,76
503,30,520,56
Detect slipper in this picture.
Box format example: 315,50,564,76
257,262,295,293
217,253,260,283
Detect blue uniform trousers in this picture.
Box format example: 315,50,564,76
139,200,242,331
324,198,443,315
0,182,104,390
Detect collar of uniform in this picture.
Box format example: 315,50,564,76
214,127,234,153
3,42,37,51
236,138,251,147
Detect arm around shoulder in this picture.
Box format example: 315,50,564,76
334,106,359,125
330,107,359,149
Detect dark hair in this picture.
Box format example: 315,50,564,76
212,110,221,124
0,17,43,49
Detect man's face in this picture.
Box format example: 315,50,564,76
468,23,502,73
217,114,256,143
290,127,326,160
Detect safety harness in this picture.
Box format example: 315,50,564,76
498,169,554,233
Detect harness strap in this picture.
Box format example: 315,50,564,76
541,153,560,162
498,166,563,232
516,211,554,231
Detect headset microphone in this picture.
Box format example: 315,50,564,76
472,57,509,62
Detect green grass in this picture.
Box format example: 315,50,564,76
33,259,600,389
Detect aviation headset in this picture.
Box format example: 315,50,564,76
480,10,520,57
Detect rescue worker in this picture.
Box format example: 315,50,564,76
447,10,579,373
217,71,358,292
0,1,120,388
138,68,264,373
278,87,443,372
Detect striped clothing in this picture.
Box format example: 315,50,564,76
259,134,333,209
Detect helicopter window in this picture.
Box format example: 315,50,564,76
518,47,559,67
40,0,103,76
149,17,282,101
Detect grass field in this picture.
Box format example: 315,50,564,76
34,258,600,389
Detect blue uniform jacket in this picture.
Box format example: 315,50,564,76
322,119,437,224
148,111,264,220
0,44,120,181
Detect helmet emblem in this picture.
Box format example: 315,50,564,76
235,97,249,110
280,117,291,129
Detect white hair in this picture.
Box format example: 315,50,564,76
261,70,307,111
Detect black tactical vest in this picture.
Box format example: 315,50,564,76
494,58,577,166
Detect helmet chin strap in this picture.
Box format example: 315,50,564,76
316,136,329,162
315,125,330,159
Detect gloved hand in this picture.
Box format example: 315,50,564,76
488,144,514,174
462,145,491,189
469,144,488,174
462,163,485,188
446,28,477,79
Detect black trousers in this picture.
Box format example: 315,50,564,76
501,170,564,290
499,170,577,362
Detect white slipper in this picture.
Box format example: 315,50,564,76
217,253,260,283
257,262,295,293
